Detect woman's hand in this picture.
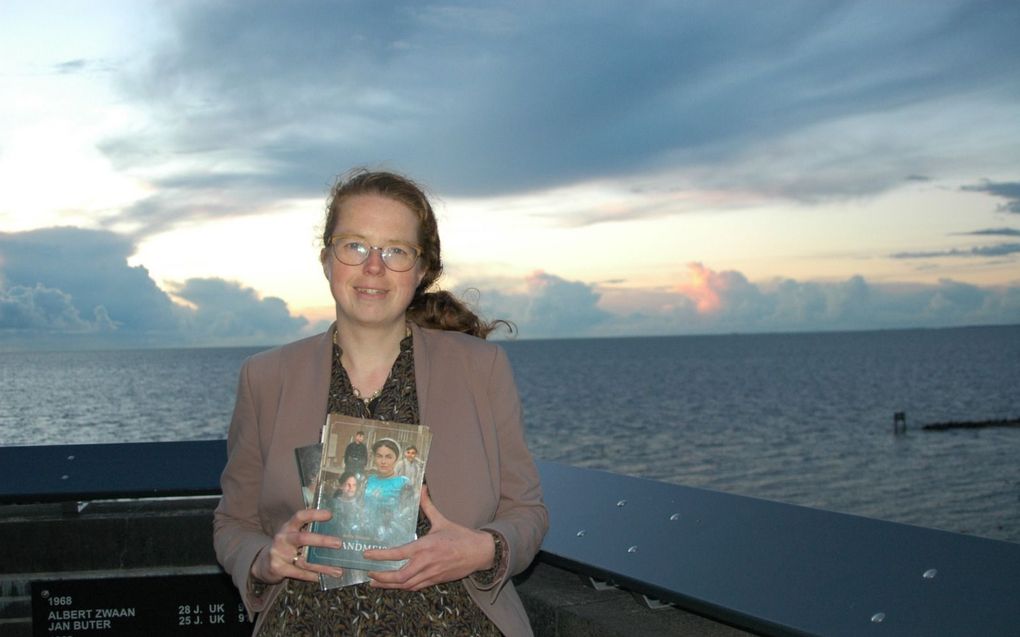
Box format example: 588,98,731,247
250,508,345,585
364,486,496,591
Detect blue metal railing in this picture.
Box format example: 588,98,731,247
2,441,1018,636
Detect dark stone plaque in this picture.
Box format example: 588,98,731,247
32,574,253,636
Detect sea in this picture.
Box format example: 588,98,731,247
2,324,1018,544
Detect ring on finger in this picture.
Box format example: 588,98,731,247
291,552,300,566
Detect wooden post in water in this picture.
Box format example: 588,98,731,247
893,411,907,434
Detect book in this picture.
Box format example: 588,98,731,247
306,413,432,574
294,442,369,589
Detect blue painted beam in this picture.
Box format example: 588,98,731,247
537,461,1020,637
0,440,225,502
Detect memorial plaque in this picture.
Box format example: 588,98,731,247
32,574,253,636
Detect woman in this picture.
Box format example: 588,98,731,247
213,169,548,636
362,439,414,547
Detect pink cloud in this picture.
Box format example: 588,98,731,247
674,262,759,314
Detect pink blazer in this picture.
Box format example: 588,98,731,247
213,324,548,636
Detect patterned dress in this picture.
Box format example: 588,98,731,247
255,332,502,636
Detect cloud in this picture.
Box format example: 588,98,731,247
0,227,311,348
0,284,115,332
675,262,765,315
890,243,1020,259
0,227,181,333
664,264,877,329
4,230,1017,348
457,271,610,338
961,180,1020,214
101,176,291,239
171,278,308,341
955,228,1020,237
51,57,115,76
460,264,1020,339
53,59,88,74
672,266,1019,332
97,1,1020,231
519,271,610,336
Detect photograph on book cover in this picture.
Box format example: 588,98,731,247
295,442,369,589
307,414,432,572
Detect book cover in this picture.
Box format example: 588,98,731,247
294,442,369,589
306,414,432,573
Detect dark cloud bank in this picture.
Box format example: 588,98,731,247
961,181,1020,215
459,268,1020,340
0,228,308,350
2,227,1017,349
98,1,1020,234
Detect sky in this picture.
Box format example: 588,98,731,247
1,0,1019,349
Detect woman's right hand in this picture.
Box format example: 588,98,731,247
250,508,345,585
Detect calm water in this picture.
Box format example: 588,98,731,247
2,325,1018,542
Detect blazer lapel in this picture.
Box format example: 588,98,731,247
411,323,431,425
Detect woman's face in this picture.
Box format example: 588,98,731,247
322,194,425,333
373,445,397,477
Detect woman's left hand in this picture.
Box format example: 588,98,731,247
363,486,495,591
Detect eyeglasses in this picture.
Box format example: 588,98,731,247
328,235,421,272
